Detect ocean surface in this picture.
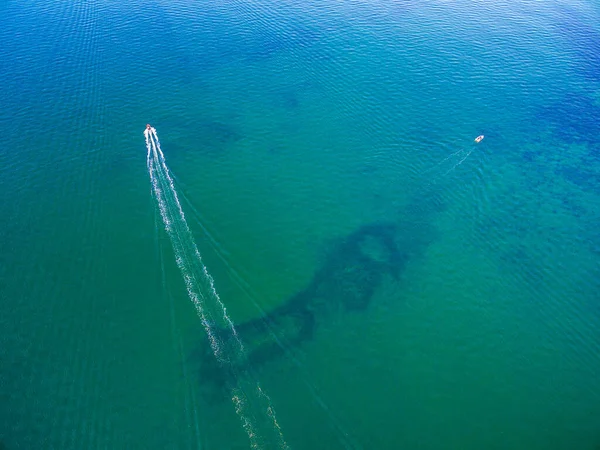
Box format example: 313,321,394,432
1,0,600,449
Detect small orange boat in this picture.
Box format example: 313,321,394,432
474,135,484,143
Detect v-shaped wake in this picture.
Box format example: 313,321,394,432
145,126,288,450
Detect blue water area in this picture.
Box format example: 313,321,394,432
1,0,600,449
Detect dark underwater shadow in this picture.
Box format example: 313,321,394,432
269,80,323,112
559,165,600,194
190,192,442,403
195,121,243,156
535,92,600,147
156,118,243,160
529,92,600,196
192,222,404,403
554,6,600,82
238,23,323,63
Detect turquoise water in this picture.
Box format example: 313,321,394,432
2,0,600,448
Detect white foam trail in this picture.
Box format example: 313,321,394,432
417,143,479,191
147,132,226,362
145,129,152,169
145,127,288,449
150,128,245,349
420,147,467,175
156,213,203,450
443,147,474,176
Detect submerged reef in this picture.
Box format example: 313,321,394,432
237,222,405,364
191,188,441,402
193,222,405,401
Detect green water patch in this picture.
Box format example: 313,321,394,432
190,187,442,402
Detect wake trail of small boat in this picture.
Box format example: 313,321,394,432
442,148,475,176
155,212,203,450
167,157,360,450
145,127,288,450
420,147,467,175
417,142,480,192
153,131,244,348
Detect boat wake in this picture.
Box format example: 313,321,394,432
145,126,288,450
422,144,476,178
417,136,485,191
